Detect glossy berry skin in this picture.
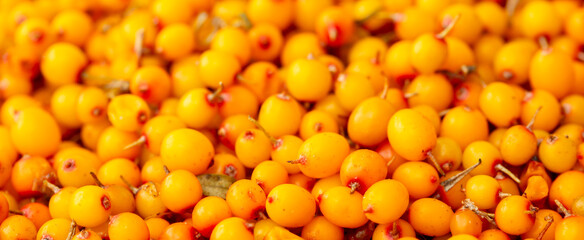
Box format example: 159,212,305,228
494,196,536,235
348,97,397,147
286,58,332,102
301,216,344,240
296,132,350,178
387,109,436,161
160,170,203,213
319,186,368,229
539,135,578,173
266,184,316,228
315,6,354,47
392,162,439,199
69,185,112,228
409,198,454,237
192,196,232,238
108,212,149,240
10,107,61,157
160,128,214,175
41,42,88,87
362,179,409,224
340,149,387,194
210,217,254,240
555,216,584,240
257,93,302,138
225,179,266,220
0,215,37,240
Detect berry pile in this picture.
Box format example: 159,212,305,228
0,0,584,239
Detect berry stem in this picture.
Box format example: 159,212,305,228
436,14,461,39
163,165,170,175
498,192,512,199
9,210,22,215
494,164,521,184
403,92,417,99
120,175,139,195
65,220,77,240
123,135,146,150
441,158,482,192
554,199,572,217
380,76,390,100
462,198,497,225
536,215,554,240
247,116,277,146
526,106,543,131
427,151,446,176
390,221,400,239
89,172,105,188
43,180,61,194
538,36,549,51
348,181,361,194
506,0,520,17
134,28,145,61
207,82,225,104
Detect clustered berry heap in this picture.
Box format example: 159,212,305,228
1,0,584,240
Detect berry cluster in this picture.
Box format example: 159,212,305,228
0,0,584,240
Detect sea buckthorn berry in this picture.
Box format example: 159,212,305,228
251,161,288,194
529,49,574,99
462,141,507,177
479,82,522,127
161,128,214,174
107,94,151,132
521,209,561,240
47,185,76,219
539,135,578,174
474,2,507,35
409,198,454,237
345,59,386,93
440,4,482,44
319,186,368,228
51,9,93,46
41,43,87,87
478,229,510,240
301,216,344,240
348,37,387,64
14,18,54,56
36,218,74,240
146,218,169,240
387,109,436,161
520,91,561,133
266,184,315,228
450,209,482,237
50,84,83,128
72,229,102,240
97,158,141,188
176,87,222,129
566,8,584,43
108,212,149,240
340,149,388,194
210,217,254,240
555,215,584,240
289,170,315,190
239,62,284,102
225,179,266,220
211,27,251,66
362,179,409,224
394,7,437,41
137,115,186,155
286,57,332,102
438,170,472,209
405,74,453,112
257,93,302,138
218,114,256,149
76,86,108,124
105,184,136,215
554,124,584,145
393,162,439,199
550,171,584,210
474,34,504,66
315,6,354,47
135,182,167,219
294,132,350,178
253,219,279,240
11,107,61,157
155,23,195,61
206,153,246,180
11,156,55,197
130,66,172,104
151,0,192,26
264,226,303,240
383,40,417,85
334,73,376,112
20,202,50,229
247,0,293,30
465,175,504,210
299,110,338,140
1,94,41,128
411,33,448,74
141,157,166,183
160,169,203,213
198,50,241,89
54,147,101,188
0,215,37,240
441,37,476,73
96,126,141,161
499,125,537,167
371,219,416,240
495,196,536,235
294,0,333,31
311,174,342,205
69,185,112,228
270,135,302,174
218,85,259,118
348,93,397,147
520,1,562,41
280,32,325,66
562,95,584,126
159,222,199,240
192,196,232,238
431,137,462,173
235,128,272,168
248,23,283,62
493,39,538,84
